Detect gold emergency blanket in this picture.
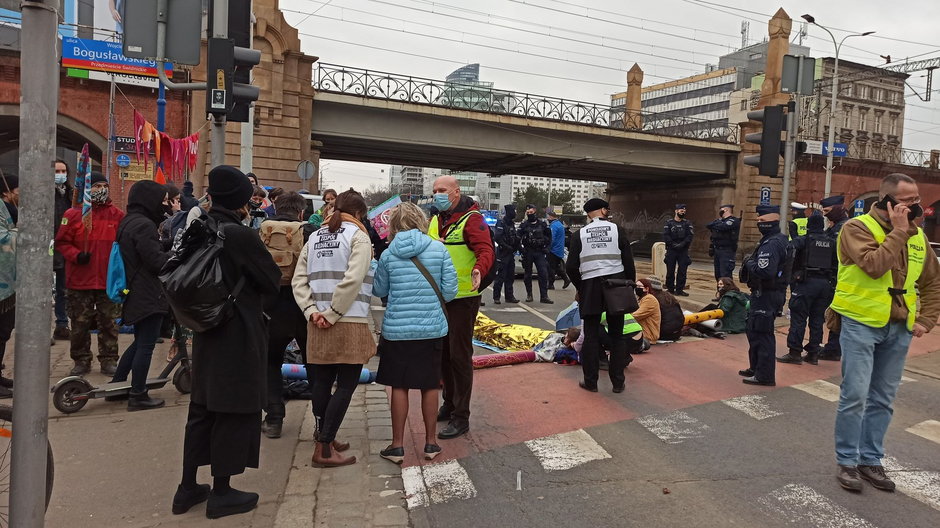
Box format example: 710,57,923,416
684,309,724,325
474,313,553,351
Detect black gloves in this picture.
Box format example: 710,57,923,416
76,252,92,265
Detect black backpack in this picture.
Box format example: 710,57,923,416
159,213,245,333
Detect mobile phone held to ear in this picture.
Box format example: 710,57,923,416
875,194,898,211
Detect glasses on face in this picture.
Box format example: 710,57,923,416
896,195,921,206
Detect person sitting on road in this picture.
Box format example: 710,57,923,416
632,278,661,348
373,202,458,465
645,276,684,342
714,277,748,334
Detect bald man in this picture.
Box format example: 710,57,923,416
428,175,495,439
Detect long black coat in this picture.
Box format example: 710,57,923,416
118,180,170,325
191,207,281,414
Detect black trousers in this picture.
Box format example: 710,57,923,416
712,248,736,281
745,289,785,383
665,250,691,292
581,313,627,389
548,253,570,284
441,296,480,424
182,402,261,477
522,251,550,298
492,254,516,301
306,363,361,443
786,277,833,353
265,287,308,422
0,300,14,374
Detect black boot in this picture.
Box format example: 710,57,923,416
262,418,283,439
206,488,259,519
127,390,165,412
172,484,210,514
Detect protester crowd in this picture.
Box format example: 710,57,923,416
0,161,934,515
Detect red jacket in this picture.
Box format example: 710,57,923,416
435,197,495,278
55,203,125,290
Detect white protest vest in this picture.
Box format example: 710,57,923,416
306,221,374,318
579,218,624,280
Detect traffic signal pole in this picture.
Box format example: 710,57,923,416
779,56,805,234
210,0,229,169
11,1,58,526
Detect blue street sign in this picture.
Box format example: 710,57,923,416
115,154,131,168
759,186,771,206
853,199,865,217
823,142,848,158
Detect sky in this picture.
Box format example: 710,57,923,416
279,0,940,192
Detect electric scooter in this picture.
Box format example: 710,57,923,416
51,338,192,414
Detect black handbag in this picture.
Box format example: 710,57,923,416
602,278,639,315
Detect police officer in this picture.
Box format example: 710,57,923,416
739,204,789,386
518,204,553,304
566,198,636,393
819,195,849,361
778,215,837,365
789,202,809,239
492,204,521,304
706,203,741,282
663,203,693,296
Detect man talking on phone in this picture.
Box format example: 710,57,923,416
830,173,940,493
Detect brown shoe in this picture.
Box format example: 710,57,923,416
332,440,350,452
312,442,357,468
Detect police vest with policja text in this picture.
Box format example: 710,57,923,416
578,218,624,280
804,232,836,273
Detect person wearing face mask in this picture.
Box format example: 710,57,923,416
778,215,837,366
109,180,171,411
789,202,810,239
818,194,850,361
517,204,553,304
827,173,940,494
428,175,495,439
247,186,267,229
53,160,75,341
631,278,661,349
174,165,281,519
566,198,636,393
492,204,521,304
706,204,740,299
738,205,789,386
55,172,125,376
663,204,693,296
0,174,19,398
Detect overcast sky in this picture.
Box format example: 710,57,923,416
279,0,940,192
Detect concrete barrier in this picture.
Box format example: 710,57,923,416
652,242,666,279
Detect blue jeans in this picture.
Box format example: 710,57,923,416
834,317,912,466
112,314,164,393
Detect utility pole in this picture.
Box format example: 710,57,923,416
239,9,255,174
779,56,805,234
12,0,58,525
210,0,228,168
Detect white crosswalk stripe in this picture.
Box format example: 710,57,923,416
791,380,841,402
900,375,917,384
758,484,879,528
525,429,611,471
884,456,940,512
906,420,940,445
402,460,477,509
637,410,710,444
722,394,783,420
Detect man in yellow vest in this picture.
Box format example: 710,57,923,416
830,173,940,493
788,202,809,239
428,175,495,439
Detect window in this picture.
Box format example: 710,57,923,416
889,113,899,135
873,112,882,134
873,89,884,103
857,85,870,99
842,105,853,129
740,99,748,111
843,84,853,98
859,110,868,132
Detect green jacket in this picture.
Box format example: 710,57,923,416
0,202,16,304
718,290,749,334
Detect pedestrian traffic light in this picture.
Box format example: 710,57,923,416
205,0,259,122
230,45,261,123
743,105,786,177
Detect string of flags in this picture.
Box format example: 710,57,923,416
132,109,200,183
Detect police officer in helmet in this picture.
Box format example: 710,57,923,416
778,215,837,365
739,204,789,386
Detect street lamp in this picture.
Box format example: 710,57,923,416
802,14,874,196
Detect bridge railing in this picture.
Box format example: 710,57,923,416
315,63,739,144
801,136,939,168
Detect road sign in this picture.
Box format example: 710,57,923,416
115,154,131,168
823,142,848,157
297,160,316,181
760,186,771,206
854,199,865,217
121,0,202,66
781,55,816,95
61,37,173,77
803,139,823,155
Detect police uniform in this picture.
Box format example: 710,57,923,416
779,215,837,365
820,195,849,361
566,198,636,393
706,204,740,280
789,202,809,240
663,203,694,295
739,205,789,385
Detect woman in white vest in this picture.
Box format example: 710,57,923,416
292,189,376,468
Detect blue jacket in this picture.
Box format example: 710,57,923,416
550,219,566,258
373,229,458,341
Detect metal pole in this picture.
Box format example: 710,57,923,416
11,1,58,526
240,7,255,173
210,0,229,169
780,57,805,234
823,45,839,197
157,81,167,132
105,75,116,182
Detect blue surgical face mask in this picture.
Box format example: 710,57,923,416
433,192,452,211
54,174,67,185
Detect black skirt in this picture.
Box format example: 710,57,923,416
375,336,443,390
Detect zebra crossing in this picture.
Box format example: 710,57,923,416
402,377,940,526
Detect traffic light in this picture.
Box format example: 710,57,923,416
743,105,785,177
205,0,260,122
230,46,261,123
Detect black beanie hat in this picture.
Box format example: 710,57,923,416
208,165,253,210
1,174,18,192
90,171,108,186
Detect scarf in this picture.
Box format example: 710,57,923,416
324,211,368,234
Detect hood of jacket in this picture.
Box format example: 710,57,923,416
503,203,516,221
126,180,167,224
388,229,432,259
807,214,825,234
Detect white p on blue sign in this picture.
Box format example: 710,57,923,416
760,186,772,206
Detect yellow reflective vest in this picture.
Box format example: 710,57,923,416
429,211,481,299
830,213,926,330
